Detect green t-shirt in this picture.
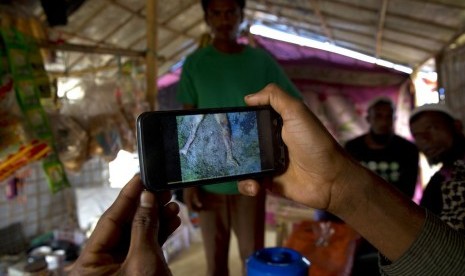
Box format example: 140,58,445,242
177,44,301,194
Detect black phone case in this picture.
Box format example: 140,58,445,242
137,105,287,191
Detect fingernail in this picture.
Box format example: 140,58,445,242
245,93,256,99
246,184,255,195
140,191,154,208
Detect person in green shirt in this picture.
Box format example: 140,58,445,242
176,0,301,274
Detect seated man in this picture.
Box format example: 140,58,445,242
409,103,465,232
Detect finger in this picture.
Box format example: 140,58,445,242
159,202,181,245
237,179,261,196
157,190,173,207
247,84,333,150
161,201,180,218
129,191,159,253
84,175,143,253
245,84,303,116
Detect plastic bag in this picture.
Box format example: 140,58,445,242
115,74,150,134
48,113,89,172
60,79,134,162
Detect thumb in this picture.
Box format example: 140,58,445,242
129,191,160,252
124,191,171,275
245,84,303,119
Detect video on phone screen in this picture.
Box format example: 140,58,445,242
176,111,261,183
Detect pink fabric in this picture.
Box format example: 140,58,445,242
157,68,181,90
254,35,381,70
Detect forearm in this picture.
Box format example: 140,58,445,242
329,159,426,261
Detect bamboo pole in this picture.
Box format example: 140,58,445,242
146,0,158,111
375,0,389,57
309,0,333,43
47,65,119,78
38,41,146,57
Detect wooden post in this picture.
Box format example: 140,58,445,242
146,0,158,110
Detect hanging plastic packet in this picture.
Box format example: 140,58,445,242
61,79,126,162
42,155,69,194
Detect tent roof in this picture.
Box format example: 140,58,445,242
4,0,465,78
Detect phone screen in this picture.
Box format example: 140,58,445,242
137,106,284,190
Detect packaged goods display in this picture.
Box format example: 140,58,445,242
0,24,69,192
0,15,141,192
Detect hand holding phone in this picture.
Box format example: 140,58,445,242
137,105,287,191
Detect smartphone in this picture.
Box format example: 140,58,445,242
136,105,287,191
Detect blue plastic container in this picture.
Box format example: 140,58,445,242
246,247,311,276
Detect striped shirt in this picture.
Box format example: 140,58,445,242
380,210,465,275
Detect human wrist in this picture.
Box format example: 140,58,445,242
326,155,374,220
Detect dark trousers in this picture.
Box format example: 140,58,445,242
198,189,266,276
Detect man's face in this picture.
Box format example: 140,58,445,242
410,112,455,164
205,0,242,41
367,103,394,136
